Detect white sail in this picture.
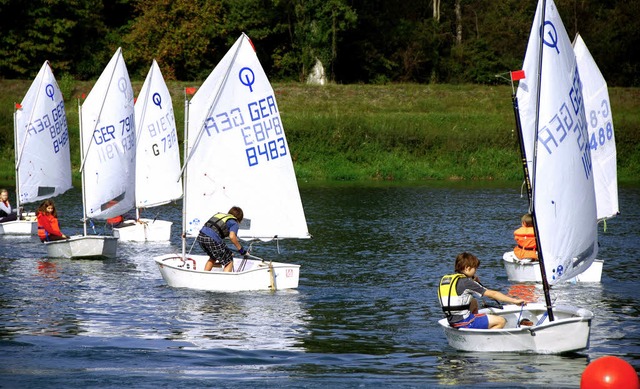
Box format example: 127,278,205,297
185,33,310,241
15,61,72,205
134,59,182,208
80,47,136,220
515,8,542,184
443,1,594,354
573,34,619,221
516,0,598,284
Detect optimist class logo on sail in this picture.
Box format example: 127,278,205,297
200,66,288,167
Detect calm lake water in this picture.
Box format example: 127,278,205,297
1,183,638,388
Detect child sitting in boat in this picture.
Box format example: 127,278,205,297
439,252,525,329
0,188,18,223
36,199,68,242
513,213,538,260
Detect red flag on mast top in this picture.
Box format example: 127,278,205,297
185,87,197,95
509,70,525,95
510,70,525,81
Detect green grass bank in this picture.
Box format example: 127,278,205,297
1,81,638,186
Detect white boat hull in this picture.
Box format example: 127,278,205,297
112,218,172,242
503,251,603,283
45,235,118,259
154,254,300,292
438,303,592,354
0,219,37,235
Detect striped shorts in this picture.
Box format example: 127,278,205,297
196,233,233,267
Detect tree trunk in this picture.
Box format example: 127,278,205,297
455,0,462,45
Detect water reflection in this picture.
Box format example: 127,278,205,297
167,290,309,351
36,260,58,278
436,353,588,387
507,284,539,302
0,184,638,386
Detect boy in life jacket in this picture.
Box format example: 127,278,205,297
438,252,525,329
197,206,247,273
513,213,538,260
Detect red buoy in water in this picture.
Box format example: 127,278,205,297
581,356,639,389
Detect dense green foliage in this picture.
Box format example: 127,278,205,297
1,81,638,185
0,0,638,86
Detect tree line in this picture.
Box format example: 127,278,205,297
0,0,638,86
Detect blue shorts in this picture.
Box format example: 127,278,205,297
451,312,489,329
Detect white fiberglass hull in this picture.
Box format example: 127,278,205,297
112,218,172,242
0,219,37,235
154,254,300,292
438,303,592,354
45,235,118,259
502,251,603,283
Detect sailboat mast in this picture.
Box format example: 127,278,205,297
512,96,532,208
12,107,21,214
181,95,189,259
531,0,555,322
78,99,88,236
133,61,153,219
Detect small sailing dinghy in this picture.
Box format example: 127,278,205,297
45,48,136,259
441,0,595,354
154,33,311,292
502,12,612,284
2,61,72,236
113,60,182,242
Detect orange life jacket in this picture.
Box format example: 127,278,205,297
107,215,124,226
514,225,538,259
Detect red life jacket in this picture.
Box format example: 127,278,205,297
107,215,124,226
37,212,63,241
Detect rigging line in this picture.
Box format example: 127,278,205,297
516,304,525,328
187,236,198,256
